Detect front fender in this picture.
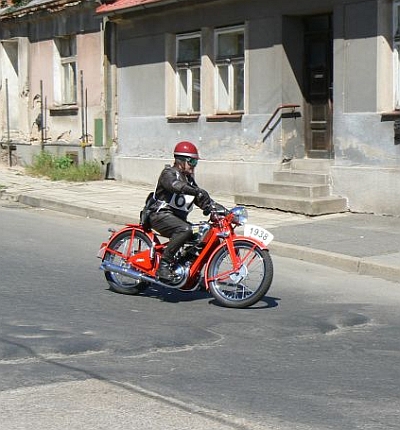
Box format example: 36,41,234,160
233,234,270,250
207,236,269,264
204,236,269,288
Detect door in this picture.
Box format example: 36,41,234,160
1,41,19,133
304,15,333,159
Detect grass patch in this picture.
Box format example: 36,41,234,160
27,151,103,182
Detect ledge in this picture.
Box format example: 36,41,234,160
206,113,243,122
50,106,79,117
381,111,400,122
167,115,200,123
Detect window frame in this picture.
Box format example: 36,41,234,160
54,35,77,106
176,32,201,115
214,25,245,114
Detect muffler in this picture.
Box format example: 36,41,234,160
100,260,147,281
99,260,187,289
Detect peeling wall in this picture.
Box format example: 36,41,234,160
0,0,105,158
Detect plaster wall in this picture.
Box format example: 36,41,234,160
29,31,104,143
115,1,301,164
332,1,398,168
332,166,400,216
114,156,276,196
0,0,105,153
112,0,400,215
334,113,399,166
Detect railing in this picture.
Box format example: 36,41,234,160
261,104,301,142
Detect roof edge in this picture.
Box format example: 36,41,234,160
96,0,181,16
0,0,86,20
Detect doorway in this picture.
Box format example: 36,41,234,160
304,14,333,159
1,40,19,133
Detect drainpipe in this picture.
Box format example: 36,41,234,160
5,78,11,166
40,80,44,152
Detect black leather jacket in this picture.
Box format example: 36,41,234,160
149,165,212,220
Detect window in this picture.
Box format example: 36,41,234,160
176,33,201,114
55,35,77,105
394,2,400,109
215,26,244,113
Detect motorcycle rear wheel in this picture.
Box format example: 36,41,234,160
104,229,152,295
206,240,273,308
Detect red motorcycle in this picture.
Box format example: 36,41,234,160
98,206,274,308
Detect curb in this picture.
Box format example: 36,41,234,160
18,194,134,225
14,192,400,284
269,242,360,273
269,242,400,283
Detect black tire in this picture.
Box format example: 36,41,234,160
104,229,152,295
206,240,273,308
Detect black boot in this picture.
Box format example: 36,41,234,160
157,259,174,281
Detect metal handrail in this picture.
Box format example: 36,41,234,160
261,104,300,141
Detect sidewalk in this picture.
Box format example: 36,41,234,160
1,165,399,283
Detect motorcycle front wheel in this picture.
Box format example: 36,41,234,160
206,240,273,308
103,229,152,295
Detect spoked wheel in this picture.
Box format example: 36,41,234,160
206,240,273,308
103,229,152,295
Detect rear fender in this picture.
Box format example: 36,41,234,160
98,224,158,260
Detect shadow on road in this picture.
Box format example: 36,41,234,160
109,285,281,309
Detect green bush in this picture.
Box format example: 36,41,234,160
27,151,103,182
54,155,74,170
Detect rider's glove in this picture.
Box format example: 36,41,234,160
195,187,209,199
213,202,229,215
203,202,228,217
195,188,211,207
203,205,213,216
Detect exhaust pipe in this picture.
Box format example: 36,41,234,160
100,260,146,280
99,261,186,289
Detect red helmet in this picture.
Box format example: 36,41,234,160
173,141,199,159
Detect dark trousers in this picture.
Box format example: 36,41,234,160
149,211,193,262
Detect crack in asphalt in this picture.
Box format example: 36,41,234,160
121,327,225,359
0,349,108,365
0,333,269,430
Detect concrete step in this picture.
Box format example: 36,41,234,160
273,170,330,185
234,193,348,216
259,182,331,198
284,159,333,172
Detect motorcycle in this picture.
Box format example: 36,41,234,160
98,206,274,308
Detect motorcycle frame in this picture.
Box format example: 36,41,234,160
100,214,268,290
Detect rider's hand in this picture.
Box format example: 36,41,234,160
195,188,211,207
195,188,210,200
203,206,212,216
213,202,228,215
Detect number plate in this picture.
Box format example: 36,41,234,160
244,224,274,246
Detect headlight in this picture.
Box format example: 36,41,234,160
230,206,248,225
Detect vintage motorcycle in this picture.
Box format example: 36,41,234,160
98,206,274,308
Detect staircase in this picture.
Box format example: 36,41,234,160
234,159,348,216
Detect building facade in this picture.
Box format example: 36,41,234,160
1,0,399,215
97,0,400,216
0,0,108,165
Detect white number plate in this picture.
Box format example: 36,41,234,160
244,224,274,246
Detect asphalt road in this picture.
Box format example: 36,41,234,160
1,204,400,429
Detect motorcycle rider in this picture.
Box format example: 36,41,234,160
148,141,215,281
